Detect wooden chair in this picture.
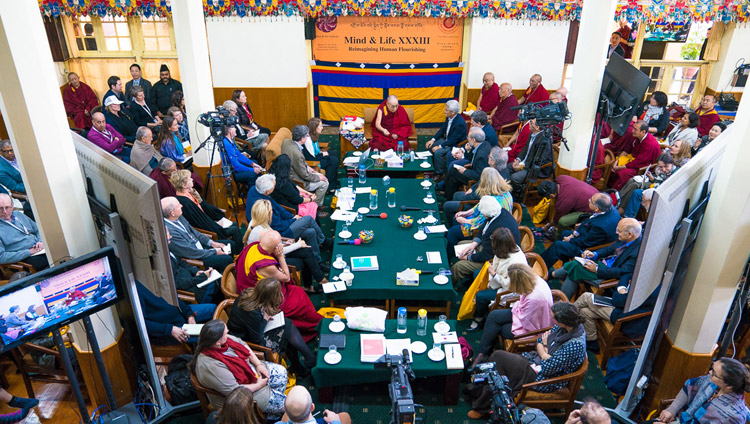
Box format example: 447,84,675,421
151,343,192,367
212,299,280,363
497,290,570,353
521,162,555,204
0,261,35,281
221,263,239,299
525,252,548,282
512,203,523,224
12,340,81,398
191,372,265,421
519,226,535,253
264,127,292,170
195,227,218,241
597,309,654,370
592,150,616,190
514,356,589,417
499,120,520,136
458,199,478,213
363,107,418,148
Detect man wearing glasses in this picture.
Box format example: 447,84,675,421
0,141,25,194
0,193,47,270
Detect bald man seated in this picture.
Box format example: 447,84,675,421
565,399,611,424
275,386,352,424
553,218,643,300
519,74,547,105
490,83,520,134
370,95,413,151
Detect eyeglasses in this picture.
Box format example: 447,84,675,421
709,365,725,381
0,149,13,154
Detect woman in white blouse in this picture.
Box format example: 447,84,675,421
665,112,699,147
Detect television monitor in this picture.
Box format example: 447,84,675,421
601,54,651,136
0,247,124,353
646,21,690,43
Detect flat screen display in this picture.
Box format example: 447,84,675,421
646,21,690,42
0,248,123,353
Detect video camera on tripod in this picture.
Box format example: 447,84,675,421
472,363,521,424
375,349,418,424
514,100,570,129
198,106,239,139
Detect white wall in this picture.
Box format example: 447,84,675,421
708,24,750,93
206,17,309,87
467,20,569,89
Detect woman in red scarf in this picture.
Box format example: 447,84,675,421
370,95,413,151
191,320,288,418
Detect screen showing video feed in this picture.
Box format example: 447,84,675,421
0,253,119,351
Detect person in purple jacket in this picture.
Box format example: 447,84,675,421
88,111,129,161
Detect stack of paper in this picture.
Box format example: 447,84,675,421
182,324,204,336
197,269,222,288
361,334,386,363
217,217,234,229
433,331,459,344
415,151,432,158
444,344,464,369
425,225,448,234
343,156,360,165
264,311,284,333
351,256,379,271
331,210,358,222
322,281,347,293
454,243,474,258
386,338,413,362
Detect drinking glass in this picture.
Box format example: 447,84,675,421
347,176,354,188
328,345,337,354
333,315,341,323
439,315,447,325
426,193,433,202
335,254,343,264
418,226,425,235
356,213,363,222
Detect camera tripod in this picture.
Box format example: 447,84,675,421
196,129,242,223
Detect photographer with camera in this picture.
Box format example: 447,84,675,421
466,302,587,421
507,119,554,188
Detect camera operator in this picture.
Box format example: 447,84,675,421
507,119,554,189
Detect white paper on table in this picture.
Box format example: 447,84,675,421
355,187,372,194
380,149,397,159
386,338,413,362
197,269,222,288
415,151,432,158
444,344,464,369
425,225,448,234
322,281,347,293
426,251,442,264
343,156,360,165
217,217,234,229
454,243,474,258
331,210,358,221
338,199,354,211
432,331,459,344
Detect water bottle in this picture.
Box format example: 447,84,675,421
409,150,416,162
358,164,366,184
397,141,404,158
417,309,427,336
397,307,407,334
387,187,396,208
369,189,378,209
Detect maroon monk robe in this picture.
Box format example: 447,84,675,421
370,99,413,151
479,83,501,113
591,139,607,183
608,133,661,190
696,107,720,137
508,122,531,162
63,82,99,129
605,122,636,155
522,83,548,105
491,95,520,134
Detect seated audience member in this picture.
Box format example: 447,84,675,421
135,280,215,345
491,83,519,134
467,228,528,331
153,65,182,117
235,231,322,340
130,126,162,175
88,112,128,160
63,287,85,305
171,169,243,252
565,399,611,424
222,100,264,155
466,302,587,420
0,194,47,270
24,305,39,322
507,118,540,163
232,89,271,137
103,75,125,105
276,386,352,424
220,126,263,187
470,110,498,147
0,140,25,194
0,387,38,423
575,276,658,352
125,63,153,108
541,193,620,269
222,100,251,143
227,278,316,376
443,150,510,224
156,116,188,163
451,196,520,286
508,119,554,187
650,357,750,424
62,72,98,129
281,126,329,205
668,138,692,167
446,170,513,250
244,200,327,292
555,218,642,300
149,157,204,199
268,154,319,218
471,263,554,366
5,305,33,331
609,121,661,190
443,128,492,201
537,176,600,238
665,112,699,147
556,86,569,102
129,86,162,130
305,118,340,185
103,96,138,142
167,106,190,142
636,91,669,135
209,386,261,424
607,32,625,58
426,100,468,177
695,94,720,137
161,196,234,273
171,91,186,116
246,174,329,261
191,320,287,417
692,122,725,157
476,73,501,121
166,227,218,304
618,152,676,218
519,74,547,105
370,95,413,151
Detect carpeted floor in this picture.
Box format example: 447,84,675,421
168,132,616,424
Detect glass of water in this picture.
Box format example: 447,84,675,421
439,315,447,325
356,213,363,222
335,254,343,264
426,192,433,202
347,176,353,188
329,345,337,354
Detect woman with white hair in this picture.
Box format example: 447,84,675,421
450,195,521,286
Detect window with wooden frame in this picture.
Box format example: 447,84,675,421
140,17,175,53
62,15,176,58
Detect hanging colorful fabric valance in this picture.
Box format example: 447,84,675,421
616,0,750,24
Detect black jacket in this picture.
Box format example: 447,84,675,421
270,179,305,212
469,209,520,263
593,237,642,280
610,276,659,338
462,141,492,182
570,208,620,250
125,78,154,109
433,115,468,148
104,109,138,142
129,101,159,127
516,134,554,179
153,78,182,115
169,253,210,303
638,101,669,135
176,195,240,245
136,280,193,339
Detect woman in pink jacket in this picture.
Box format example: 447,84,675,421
471,263,554,367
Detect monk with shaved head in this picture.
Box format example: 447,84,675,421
371,94,413,151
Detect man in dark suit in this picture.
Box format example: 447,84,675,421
557,218,642,299
125,63,154,109
443,128,492,200
470,111,498,147
0,141,25,194
450,196,521,285
425,100,468,177
607,32,626,58
540,193,620,269
508,119,554,187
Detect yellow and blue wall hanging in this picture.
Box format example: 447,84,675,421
312,61,463,128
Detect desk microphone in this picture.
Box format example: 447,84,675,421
367,213,388,219
338,239,362,245
400,206,421,211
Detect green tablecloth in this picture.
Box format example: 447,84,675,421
343,151,434,173
327,178,456,303
312,318,462,388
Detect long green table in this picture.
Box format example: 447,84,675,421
312,318,462,404
342,151,434,176
327,178,457,317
